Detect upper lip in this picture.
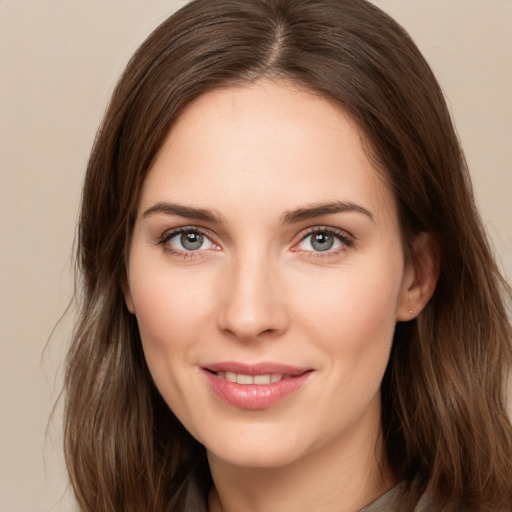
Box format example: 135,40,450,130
203,361,311,376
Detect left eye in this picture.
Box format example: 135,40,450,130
297,231,347,252
166,230,215,251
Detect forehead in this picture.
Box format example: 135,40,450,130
140,80,397,228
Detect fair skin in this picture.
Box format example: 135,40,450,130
125,80,436,512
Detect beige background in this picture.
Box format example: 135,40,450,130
0,1,511,511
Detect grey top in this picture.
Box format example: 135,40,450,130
184,478,438,512
359,481,436,512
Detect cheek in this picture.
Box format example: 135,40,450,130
297,267,400,335
129,260,217,359
291,261,402,379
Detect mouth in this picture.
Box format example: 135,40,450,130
202,362,313,409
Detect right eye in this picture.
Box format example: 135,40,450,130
160,228,218,254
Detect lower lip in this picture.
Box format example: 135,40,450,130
203,370,312,409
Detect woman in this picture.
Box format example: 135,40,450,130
64,0,512,510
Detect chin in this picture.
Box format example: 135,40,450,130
201,421,316,470
207,443,302,470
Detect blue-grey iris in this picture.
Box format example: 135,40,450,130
181,232,203,250
311,232,334,251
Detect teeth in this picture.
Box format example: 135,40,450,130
225,372,237,383
216,372,285,385
253,374,271,384
236,374,253,385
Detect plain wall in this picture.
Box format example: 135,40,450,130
0,1,510,511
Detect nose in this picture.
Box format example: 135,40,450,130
216,251,289,341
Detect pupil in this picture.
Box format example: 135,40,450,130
312,232,333,251
181,232,203,250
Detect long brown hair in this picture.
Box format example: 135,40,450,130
64,0,512,510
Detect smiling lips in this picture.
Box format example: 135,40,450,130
203,362,313,409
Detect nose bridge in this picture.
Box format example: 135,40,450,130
217,243,287,340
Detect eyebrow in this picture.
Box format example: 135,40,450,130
142,202,222,223
280,201,374,224
142,200,374,224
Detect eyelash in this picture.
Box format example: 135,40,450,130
157,226,355,259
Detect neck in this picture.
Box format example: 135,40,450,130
207,408,393,512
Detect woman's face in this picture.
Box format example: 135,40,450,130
126,80,413,469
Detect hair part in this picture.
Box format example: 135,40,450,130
65,1,512,510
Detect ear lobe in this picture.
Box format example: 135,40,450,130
396,232,439,321
121,277,136,315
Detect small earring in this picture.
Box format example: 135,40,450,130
408,294,413,316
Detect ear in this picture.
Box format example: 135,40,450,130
396,232,439,321
121,276,136,315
